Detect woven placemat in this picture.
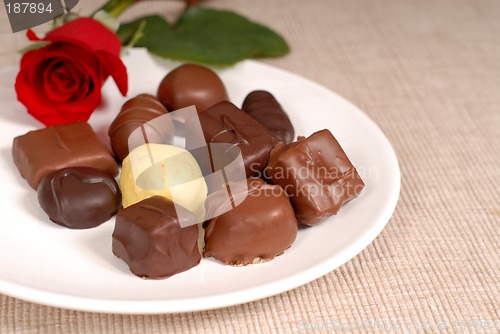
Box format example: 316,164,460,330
1,0,499,332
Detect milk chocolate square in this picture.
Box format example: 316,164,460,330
12,122,118,189
265,129,365,226
185,101,280,177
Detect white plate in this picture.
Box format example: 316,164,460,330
0,48,400,314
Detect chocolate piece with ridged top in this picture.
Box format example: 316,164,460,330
108,94,172,162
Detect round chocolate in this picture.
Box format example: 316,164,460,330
108,94,172,162
203,178,298,265
112,196,201,279
119,143,208,222
157,63,229,113
242,90,295,144
37,167,121,229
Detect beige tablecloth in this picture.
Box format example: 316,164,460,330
1,0,499,332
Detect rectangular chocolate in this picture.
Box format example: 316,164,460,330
185,101,280,177
12,122,118,189
265,129,365,226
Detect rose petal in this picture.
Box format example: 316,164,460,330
16,50,58,122
15,43,104,126
26,29,41,41
43,60,83,102
30,44,95,103
51,64,78,91
44,18,121,56
96,51,128,96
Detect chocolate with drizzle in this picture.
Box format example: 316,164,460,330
185,101,280,177
108,94,172,162
37,167,121,229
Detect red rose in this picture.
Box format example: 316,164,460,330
15,17,128,126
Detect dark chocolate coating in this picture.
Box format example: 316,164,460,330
157,63,229,113
185,101,281,177
108,94,171,162
242,90,295,144
265,129,365,226
203,178,297,266
12,122,118,189
37,167,121,229
112,196,201,279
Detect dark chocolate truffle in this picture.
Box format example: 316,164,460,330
157,63,229,113
242,90,295,144
37,167,121,229
203,178,297,266
185,101,281,177
12,122,118,189
108,94,172,162
112,196,201,279
265,129,365,226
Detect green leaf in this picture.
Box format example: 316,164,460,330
118,15,172,48
117,7,289,65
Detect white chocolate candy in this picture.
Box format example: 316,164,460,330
120,144,207,222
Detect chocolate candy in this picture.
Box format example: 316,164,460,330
185,101,281,177
37,167,121,229
119,143,208,222
265,129,365,226
242,90,295,144
112,196,201,279
203,178,297,265
108,94,172,162
157,63,229,113
12,122,118,189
